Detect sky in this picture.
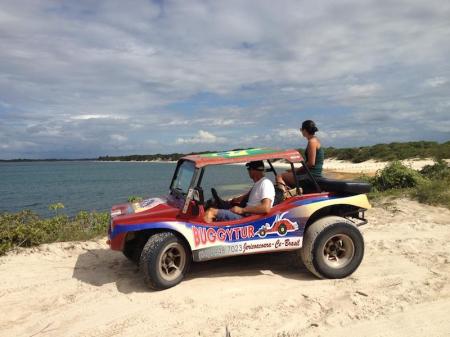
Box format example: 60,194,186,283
0,0,449,159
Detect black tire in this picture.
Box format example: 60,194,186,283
122,237,146,264
122,245,138,263
300,216,364,279
278,224,287,235
139,232,191,290
259,229,266,238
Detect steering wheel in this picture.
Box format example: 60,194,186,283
211,188,229,209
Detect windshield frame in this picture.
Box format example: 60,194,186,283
169,160,198,200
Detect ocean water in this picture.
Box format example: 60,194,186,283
0,161,254,217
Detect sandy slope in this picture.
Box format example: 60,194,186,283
272,158,450,175
1,199,449,337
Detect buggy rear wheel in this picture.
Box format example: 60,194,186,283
300,216,364,279
139,232,191,290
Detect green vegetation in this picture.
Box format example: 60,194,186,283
414,160,450,208
369,161,424,191
96,141,449,163
3,141,448,163
366,160,450,209
0,205,109,256
97,151,217,162
127,195,143,202
323,141,450,163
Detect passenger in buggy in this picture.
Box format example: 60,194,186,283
276,120,324,193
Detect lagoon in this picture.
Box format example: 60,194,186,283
0,161,252,217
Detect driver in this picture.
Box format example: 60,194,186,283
204,161,275,223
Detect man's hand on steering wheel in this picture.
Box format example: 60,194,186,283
230,206,245,215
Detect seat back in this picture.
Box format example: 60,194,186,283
273,186,285,206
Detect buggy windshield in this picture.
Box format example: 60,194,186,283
170,160,195,196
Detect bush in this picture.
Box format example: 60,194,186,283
365,159,450,209
420,159,450,180
0,209,110,255
127,196,143,202
370,161,424,191
414,176,450,209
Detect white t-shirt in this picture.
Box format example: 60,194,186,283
247,177,275,207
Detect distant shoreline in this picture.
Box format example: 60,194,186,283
2,157,448,175
0,159,177,163
1,140,449,163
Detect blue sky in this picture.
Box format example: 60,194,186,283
0,0,449,159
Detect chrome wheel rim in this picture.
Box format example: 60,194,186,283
159,243,186,282
321,234,355,269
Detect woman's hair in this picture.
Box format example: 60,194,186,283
301,120,319,135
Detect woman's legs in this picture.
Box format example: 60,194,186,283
276,171,297,189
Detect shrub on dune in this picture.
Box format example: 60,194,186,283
370,161,424,191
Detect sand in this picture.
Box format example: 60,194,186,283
272,158,450,176
0,198,449,337
322,158,446,175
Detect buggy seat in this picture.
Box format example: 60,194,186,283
315,177,371,195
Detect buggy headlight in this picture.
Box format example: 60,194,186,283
111,209,122,217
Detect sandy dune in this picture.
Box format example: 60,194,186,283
272,158,450,176
322,158,446,174
1,198,449,337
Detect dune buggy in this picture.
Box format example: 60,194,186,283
108,148,371,290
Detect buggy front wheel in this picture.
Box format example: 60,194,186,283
139,232,191,290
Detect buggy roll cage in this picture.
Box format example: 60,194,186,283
170,158,322,214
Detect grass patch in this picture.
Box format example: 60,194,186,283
364,160,450,209
0,207,109,256
413,178,450,209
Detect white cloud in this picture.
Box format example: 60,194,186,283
424,76,448,88
425,120,450,133
161,117,254,128
281,128,301,139
347,84,381,98
110,134,127,142
0,0,449,158
176,130,226,144
71,114,128,120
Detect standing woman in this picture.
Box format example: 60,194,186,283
276,120,324,191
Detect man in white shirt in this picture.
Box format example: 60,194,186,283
204,161,275,223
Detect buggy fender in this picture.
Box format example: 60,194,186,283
289,194,371,225
109,221,195,251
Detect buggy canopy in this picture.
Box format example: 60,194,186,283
181,148,303,168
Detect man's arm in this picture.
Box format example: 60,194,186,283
230,198,272,215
